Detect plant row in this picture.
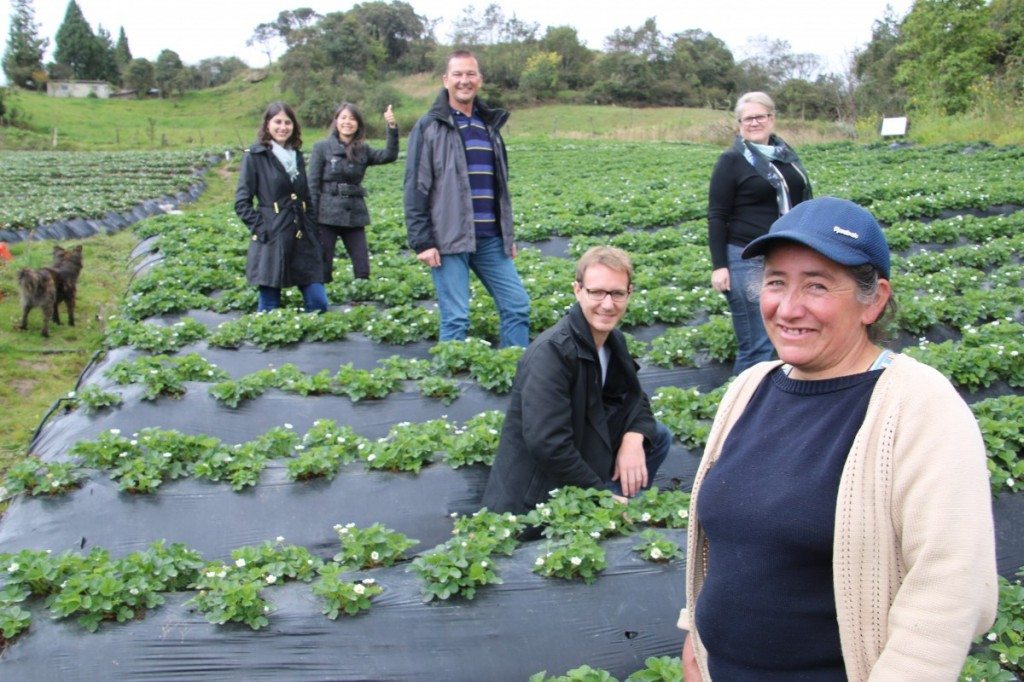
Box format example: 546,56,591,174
0,488,689,642
9,412,504,495
95,341,523,407
0,150,215,230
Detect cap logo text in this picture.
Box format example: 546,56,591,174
833,226,859,239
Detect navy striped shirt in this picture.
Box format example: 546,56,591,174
452,107,499,239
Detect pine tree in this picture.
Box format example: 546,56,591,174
53,0,103,80
114,27,131,67
3,0,48,89
94,25,120,83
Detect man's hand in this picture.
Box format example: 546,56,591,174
417,247,441,268
612,432,647,497
510,243,518,259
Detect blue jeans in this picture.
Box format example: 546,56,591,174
725,243,774,374
431,236,531,347
607,422,673,498
257,284,328,313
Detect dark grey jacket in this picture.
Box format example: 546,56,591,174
307,127,399,228
234,143,323,288
403,88,515,256
481,304,659,514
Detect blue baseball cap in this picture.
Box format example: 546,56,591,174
742,197,891,279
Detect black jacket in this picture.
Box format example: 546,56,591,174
234,143,323,288
481,304,658,514
706,146,810,270
307,127,399,228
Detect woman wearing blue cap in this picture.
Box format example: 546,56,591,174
680,197,997,681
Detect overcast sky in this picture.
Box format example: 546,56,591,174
6,0,913,78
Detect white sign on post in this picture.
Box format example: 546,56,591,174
880,117,909,137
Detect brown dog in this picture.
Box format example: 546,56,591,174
18,245,84,337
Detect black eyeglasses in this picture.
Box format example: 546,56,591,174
738,113,772,126
580,286,631,303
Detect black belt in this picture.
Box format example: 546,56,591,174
328,183,366,197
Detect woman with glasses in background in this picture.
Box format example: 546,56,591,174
707,91,812,373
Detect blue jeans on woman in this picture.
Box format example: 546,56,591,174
725,243,774,374
430,236,531,347
257,283,328,313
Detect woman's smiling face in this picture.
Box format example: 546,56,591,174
760,242,889,380
267,111,294,145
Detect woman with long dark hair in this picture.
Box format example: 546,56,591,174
234,101,327,312
307,102,399,282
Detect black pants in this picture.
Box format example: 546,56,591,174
318,225,369,281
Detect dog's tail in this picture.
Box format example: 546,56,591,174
18,268,48,294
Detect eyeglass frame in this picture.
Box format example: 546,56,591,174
738,113,773,126
578,285,633,303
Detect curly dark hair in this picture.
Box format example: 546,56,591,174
257,101,302,149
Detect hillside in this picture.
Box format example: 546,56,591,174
2,70,873,151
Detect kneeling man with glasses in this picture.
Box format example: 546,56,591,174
482,246,673,516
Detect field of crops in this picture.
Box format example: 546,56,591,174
1,140,1023,680
0,150,216,232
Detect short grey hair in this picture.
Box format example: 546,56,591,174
746,259,898,343
735,91,775,119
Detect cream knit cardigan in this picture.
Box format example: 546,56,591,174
680,354,998,681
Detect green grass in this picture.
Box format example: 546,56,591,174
0,232,135,472
11,68,1019,151
0,165,234,486
3,74,283,151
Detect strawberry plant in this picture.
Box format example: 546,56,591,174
526,487,632,540
4,458,84,497
532,533,607,584
104,317,209,353
332,523,418,569
450,509,524,555
363,419,452,473
66,384,123,413
418,375,461,405
630,488,692,529
631,529,682,562
445,410,505,468
409,537,502,602
312,565,382,619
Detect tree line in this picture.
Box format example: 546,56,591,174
4,0,1022,125
3,0,247,97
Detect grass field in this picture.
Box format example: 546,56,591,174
6,67,1017,152
0,168,236,494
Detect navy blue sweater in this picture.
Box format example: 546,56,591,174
695,367,881,680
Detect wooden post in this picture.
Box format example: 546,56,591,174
52,128,58,148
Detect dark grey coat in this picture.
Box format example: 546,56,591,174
481,304,659,514
234,143,324,288
307,126,399,228
403,88,514,256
